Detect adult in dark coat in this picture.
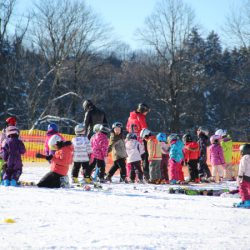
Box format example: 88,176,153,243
83,100,108,139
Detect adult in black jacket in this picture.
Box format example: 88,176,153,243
83,100,108,139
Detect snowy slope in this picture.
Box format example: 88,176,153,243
0,165,249,250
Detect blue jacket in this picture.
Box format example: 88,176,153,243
169,140,184,162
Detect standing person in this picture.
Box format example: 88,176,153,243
168,134,184,184
197,126,211,182
126,103,150,181
83,100,108,140
209,135,225,182
215,129,234,180
44,123,64,156
2,126,26,186
234,144,250,208
125,133,144,183
156,133,169,184
183,134,200,183
36,135,73,188
71,124,92,184
106,122,128,183
87,125,109,183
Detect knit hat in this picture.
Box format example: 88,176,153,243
6,126,19,137
6,117,17,126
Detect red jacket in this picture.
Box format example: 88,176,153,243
184,142,200,161
50,144,73,176
126,111,148,136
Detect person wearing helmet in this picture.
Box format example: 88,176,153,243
83,100,108,140
234,144,250,208
209,135,225,182
44,123,64,157
1,126,26,186
36,135,73,188
183,134,200,183
156,133,169,184
106,122,128,183
167,134,184,184
197,126,211,182
125,133,144,183
87,125,110,182
71,124,92,184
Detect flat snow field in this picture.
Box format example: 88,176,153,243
0,163,249,250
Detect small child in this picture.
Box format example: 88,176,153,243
156,133,169,184
168,134,184,184
2,126,26,186
209,135,225,182
36,134,73,188
106,122,128,183
44,123,64,156
125,133,144,183
234,144,250,208
88,125,110,183
141,129,162,184
71,124,92,184
183,134,200,183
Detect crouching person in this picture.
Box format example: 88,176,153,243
36,135,73,188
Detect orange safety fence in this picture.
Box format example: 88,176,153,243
17,130,245,164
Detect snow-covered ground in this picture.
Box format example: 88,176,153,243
0,164,249,250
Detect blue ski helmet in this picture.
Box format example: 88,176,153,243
47,123,58,132
156,133,167,142
126,133,137,140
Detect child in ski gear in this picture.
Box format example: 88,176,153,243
209,135,225,182
168,134,184,184
2,126,26,186
234,144,250,208
156,133,169,183
44,123,64,156
88,125,109,182
71,124,92,184
215,129,234,180
125,133,144,183
106,122,128,182
197,126,211,182
144,130,162,184
183,134,200,183
36,134,73,188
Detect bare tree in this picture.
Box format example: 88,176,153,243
137,0,195,131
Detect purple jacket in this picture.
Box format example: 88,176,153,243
209,143,225,166
3,137,26,169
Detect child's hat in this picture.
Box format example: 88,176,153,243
6,117,17,126
6,126,19,136
75,124,85,135
48,134,63,150
47,123,58,132
156,133,167,142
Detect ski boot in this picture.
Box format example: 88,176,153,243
72,177,79,184
105,175,112,183
10,179,17,187
234,200,250,208
84,177,92,184
3,179,10,186
60,176,70,188
169,179,177,185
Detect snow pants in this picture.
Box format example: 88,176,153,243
239,180,250,201
108,158,127,181
168,159,184,181
160,154,169,180
211,165,224,180
198,159,211,179
88,158,106,179
127,161,143,181
37,171,63,188
141,140,150,180
187,159,199,181
71,161,90,178
3,164,22,181
149,160,161,181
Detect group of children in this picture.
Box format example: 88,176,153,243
0,116,250,208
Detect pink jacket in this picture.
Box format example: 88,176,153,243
91,132,109,160
209,143,225,166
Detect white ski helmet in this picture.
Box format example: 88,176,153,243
140,128,151,139
74,124,85,135
93,124,102,133
48,134,63,150
215,129,226,137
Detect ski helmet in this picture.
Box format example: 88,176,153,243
140,128,151,139
182,134,193,143
82,100,93,112
239,144,250,156
48,134,63,150
210,134,220,144
47,123,58,133
126,133,137,140
6,126,19,137
167,133,179,143
137,103,150,113
215,129,226,137
74,124,85,135
6,116,17,126
197,126,209,136
99,125,111,134
156,133,167,142
112,122,123,129
93,124,102,133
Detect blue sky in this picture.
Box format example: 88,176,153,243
15,0,239,49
